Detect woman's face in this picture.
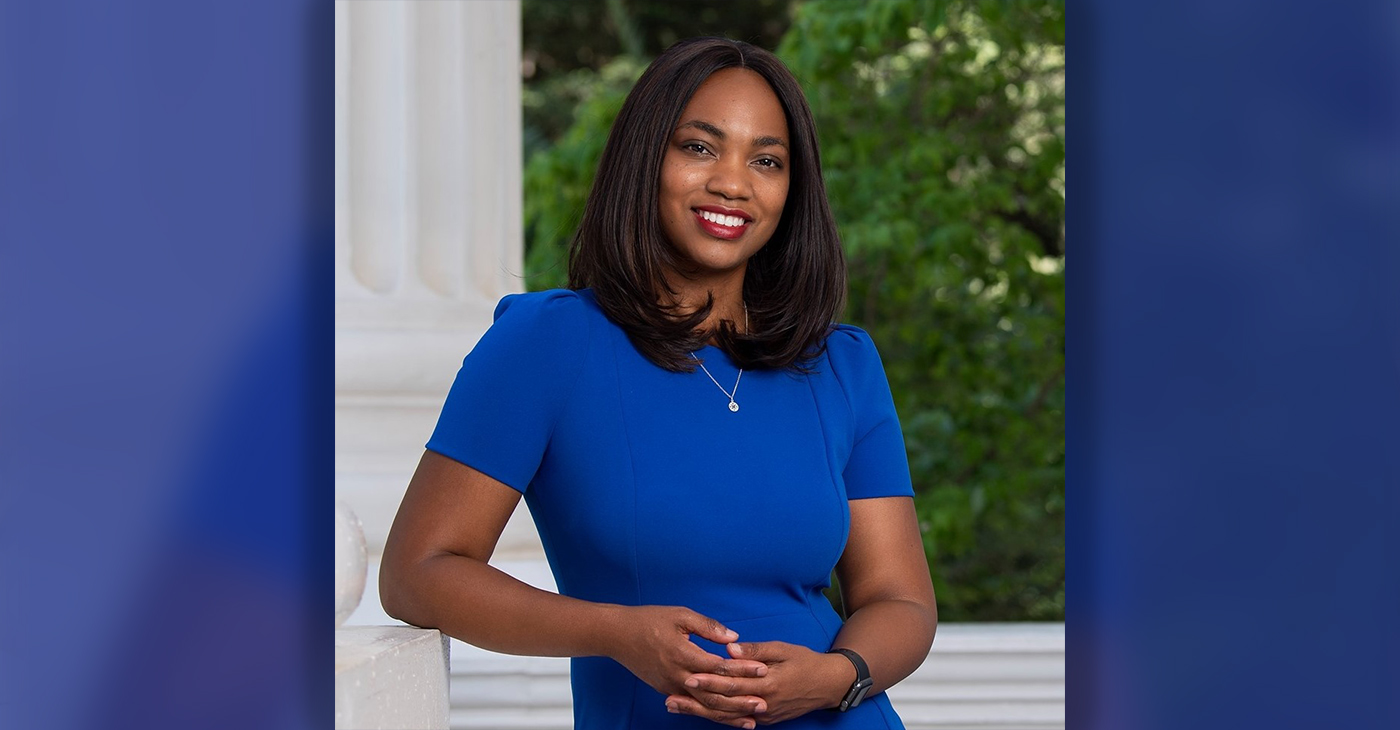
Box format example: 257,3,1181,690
658,68,791,279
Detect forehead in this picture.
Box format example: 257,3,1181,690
678,68,788,135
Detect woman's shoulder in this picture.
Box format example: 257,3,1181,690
817,323,892,400
822,323,884,367
490,287,609,331
491,287,592,321
474,289,604,359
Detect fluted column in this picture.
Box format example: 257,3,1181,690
335,0,539,560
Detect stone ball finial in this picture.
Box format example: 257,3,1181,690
335,498,368,627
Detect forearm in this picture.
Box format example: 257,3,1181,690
830,597,937,695
381,551,624,658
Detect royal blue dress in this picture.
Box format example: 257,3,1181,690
427,289,915,729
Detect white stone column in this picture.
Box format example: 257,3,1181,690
335,0,542,565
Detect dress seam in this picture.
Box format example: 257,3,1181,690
542,291,593,450
611,324,645,611
823,333,861,443
805,362,851,577
609,318,643,728
803,591,837,649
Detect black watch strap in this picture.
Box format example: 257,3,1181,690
827,647,874,712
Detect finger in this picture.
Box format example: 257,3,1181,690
666,695,754,723
683,685,768,715
666,696,756,729
727,640,793,662
712,658,769,678
684,673,767,702
674,641,766,677
681,611,739,644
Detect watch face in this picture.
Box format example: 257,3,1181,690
848,677,874,708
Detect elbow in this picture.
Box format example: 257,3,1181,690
923,599,938,652
918,588,938,655
900,592,937,655
377,561,406,622
379,550,457,630
377,555,420,626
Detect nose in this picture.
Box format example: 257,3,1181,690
705,157,751,201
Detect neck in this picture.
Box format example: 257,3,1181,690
662,267,747,339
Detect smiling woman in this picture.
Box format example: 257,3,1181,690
379,37,937,730
658,68,790,289
567,38,847,374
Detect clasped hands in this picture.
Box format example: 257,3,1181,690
611,606,853,728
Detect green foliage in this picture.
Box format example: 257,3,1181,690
783,0,1064,621
521,0,793,158
522,57,646,289
522,0,1064,621
522,0,792,84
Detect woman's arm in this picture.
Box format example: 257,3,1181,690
379,450,613,655
380,451,770,727
827,495,938,693
668,495,936,724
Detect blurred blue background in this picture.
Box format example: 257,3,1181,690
1,1,330,728
0,1,1395,729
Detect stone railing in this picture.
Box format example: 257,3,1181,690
336,501,451,730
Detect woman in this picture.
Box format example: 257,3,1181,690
380,37,937,729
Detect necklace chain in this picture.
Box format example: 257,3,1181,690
690,303,748,413
691,355,742,411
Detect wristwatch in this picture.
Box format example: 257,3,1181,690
827,647,874,712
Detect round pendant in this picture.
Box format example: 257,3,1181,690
728,401,739,412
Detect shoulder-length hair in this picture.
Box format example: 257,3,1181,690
567,37,845,373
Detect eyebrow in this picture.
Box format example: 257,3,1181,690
678,119,788,150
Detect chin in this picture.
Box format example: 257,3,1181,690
678,252,752,276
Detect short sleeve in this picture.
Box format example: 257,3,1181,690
425,290,589,492
826,325,915,500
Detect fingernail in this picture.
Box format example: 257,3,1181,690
754,701,767,713
684,677,699,688
744,722,755,729
755,665,767,676
665,703,677,713
730,644,744,656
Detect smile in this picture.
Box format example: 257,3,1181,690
693,207,751,240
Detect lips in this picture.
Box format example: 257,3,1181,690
693,205,752,240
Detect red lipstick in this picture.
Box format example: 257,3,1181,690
692,205,752,240
695,204,753,221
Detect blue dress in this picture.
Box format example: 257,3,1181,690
427,289,915,729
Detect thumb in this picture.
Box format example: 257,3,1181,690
681,611,739,644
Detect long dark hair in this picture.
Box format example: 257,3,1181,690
567,37,846,372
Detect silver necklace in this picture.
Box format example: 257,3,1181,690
691,354,743,412
690,303,747,413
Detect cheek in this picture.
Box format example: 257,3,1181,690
661,161,702,191
765,180,790,221
765,172,790,201
658,165,685,203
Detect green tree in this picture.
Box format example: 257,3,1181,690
521,0,793,158
781,0,1064,621
523,0,1065,621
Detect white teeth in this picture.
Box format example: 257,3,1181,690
699,210,746,227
